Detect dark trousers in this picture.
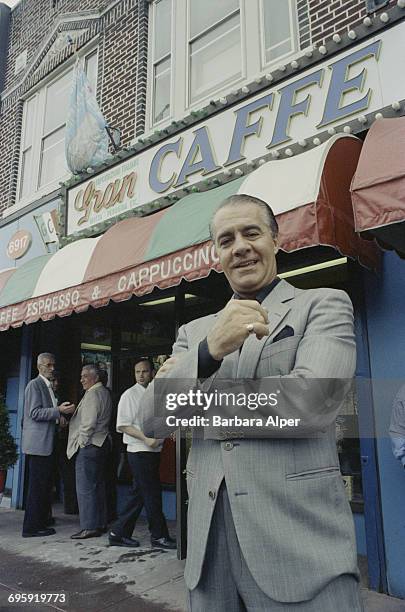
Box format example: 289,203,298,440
22,454,54,534
57,434,78,514
111,451,168,540
75,440,108,530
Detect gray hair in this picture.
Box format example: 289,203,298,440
81,364,101,381
209,194,279,241
37,352,55,366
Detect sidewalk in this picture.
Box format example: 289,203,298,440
0,504,186,611
1,504,404,612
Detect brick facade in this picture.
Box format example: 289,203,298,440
0,0,148,215
0,0,399,217
308,0,397,45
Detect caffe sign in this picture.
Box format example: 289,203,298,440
66,23,405,236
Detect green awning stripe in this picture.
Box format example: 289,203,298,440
0,255,52,308
144,177,244,261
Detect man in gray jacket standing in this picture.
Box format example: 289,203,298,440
139,195,362,611
67,364,112,539
22,353,75,537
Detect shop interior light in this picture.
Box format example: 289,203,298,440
279,257,347,279
81,342,111,351
140,294,196,307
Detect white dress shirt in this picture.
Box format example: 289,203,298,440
116,383,162,453
39,374,58,408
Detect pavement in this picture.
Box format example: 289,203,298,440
0,503,405,612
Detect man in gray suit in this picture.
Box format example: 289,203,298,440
139,195,362,611
22,353,75,537
67,364,112,539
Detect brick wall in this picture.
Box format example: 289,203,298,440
0,0,400,217
308,0,397,46
0,0,148,215
100,0,148,145
4,0,112,93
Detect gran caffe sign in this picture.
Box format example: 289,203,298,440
66,24,403,236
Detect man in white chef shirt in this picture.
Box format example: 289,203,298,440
108,357,176,549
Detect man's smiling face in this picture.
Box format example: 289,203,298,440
212,201,278,298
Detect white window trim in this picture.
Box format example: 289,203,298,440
143,0,299,139
8,45,99,219
258,0,298,71
146,0,175,130
186,3,244,109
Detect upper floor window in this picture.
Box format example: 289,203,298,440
189,0,241,104
261,0,295,63
18,49,98,204
148,0,297,130
152,0,172,124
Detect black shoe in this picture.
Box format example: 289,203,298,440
70,529,102,539
108,533,140,547
151,536,177,549
22,528,56,538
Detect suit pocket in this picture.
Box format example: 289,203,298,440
257,335,303,376
286,466,340,481
260,335,303,359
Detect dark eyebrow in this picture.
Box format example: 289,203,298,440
216,230,232,242
216,224,263,242
243,224,262,232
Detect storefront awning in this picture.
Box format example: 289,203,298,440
0,134,377,330
351,117,405,257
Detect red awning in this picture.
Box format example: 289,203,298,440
0,135,378,330
351,117,405,256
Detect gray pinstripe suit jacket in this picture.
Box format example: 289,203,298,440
139,279,359,603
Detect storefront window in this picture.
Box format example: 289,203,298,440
120,300,176,353
336,389,364,509
80,324,112,385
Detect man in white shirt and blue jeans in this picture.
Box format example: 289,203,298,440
108,357,176,549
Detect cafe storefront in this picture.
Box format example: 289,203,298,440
3,9,405,595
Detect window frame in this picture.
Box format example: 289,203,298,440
148,0,175,129
11,45,99,218
186,1,243,107
258,0,298,71
146,0,298,134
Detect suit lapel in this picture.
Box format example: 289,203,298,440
236,280,296,378
37,376,53,406
73,394,85,417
